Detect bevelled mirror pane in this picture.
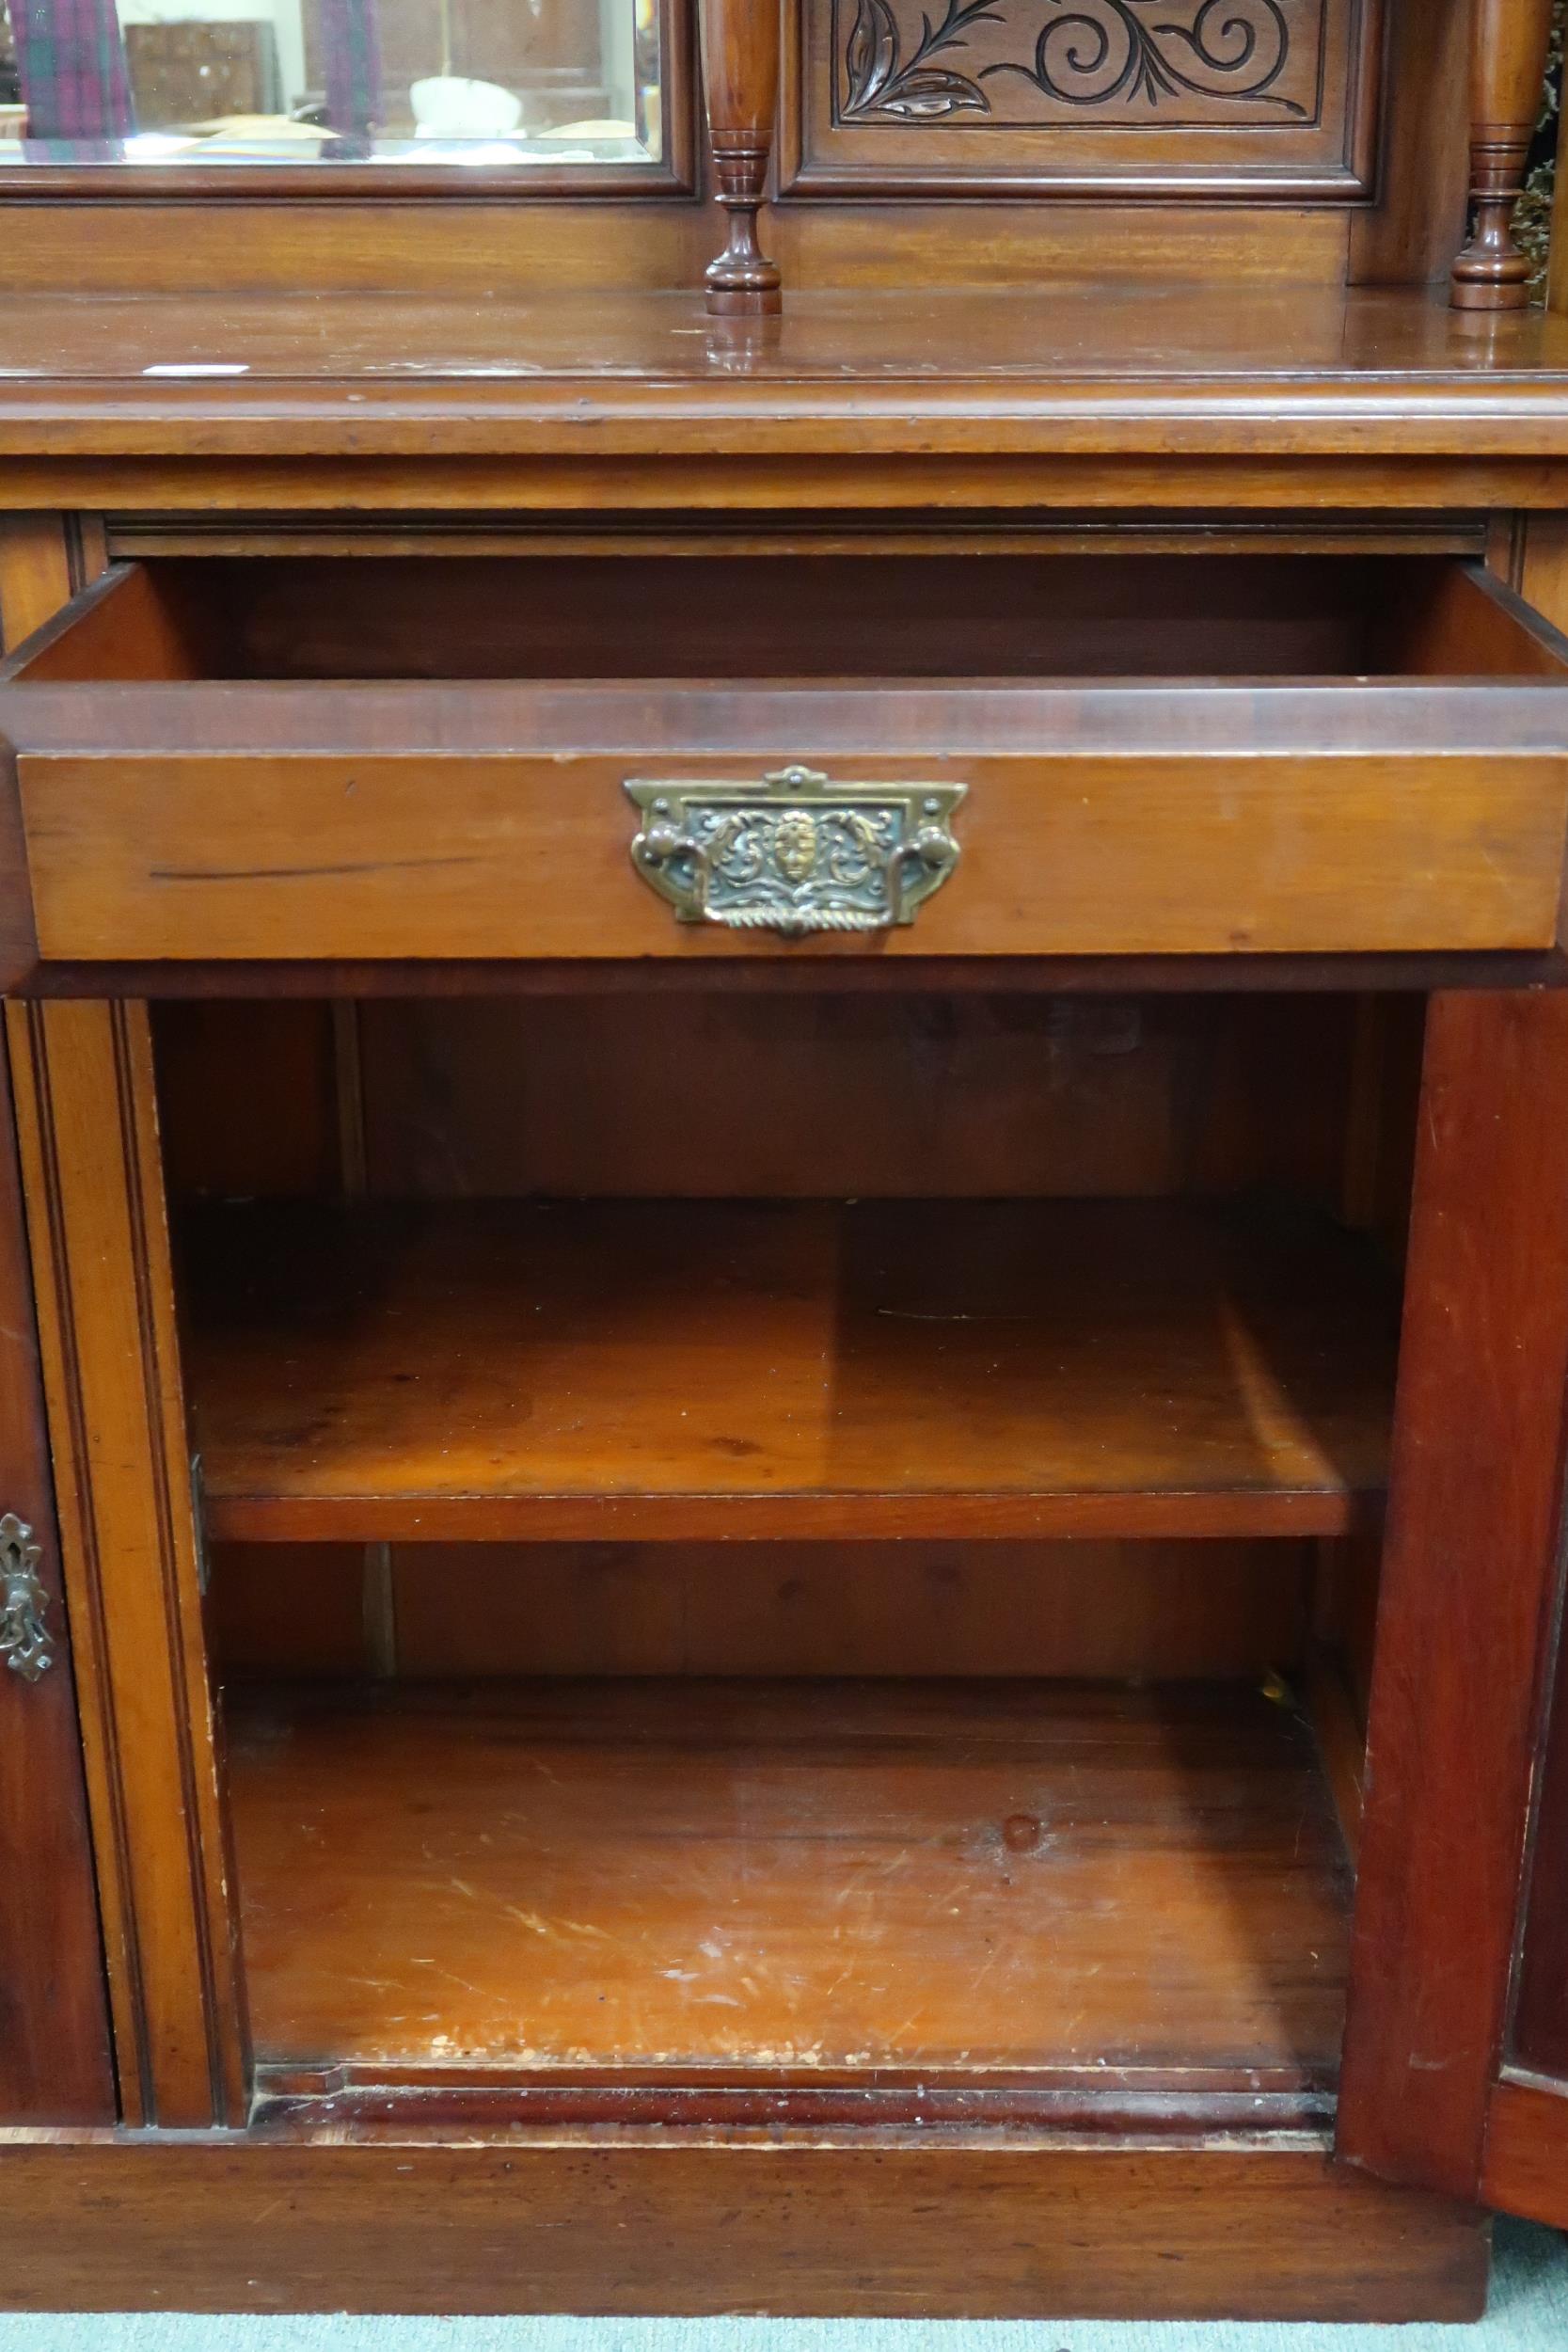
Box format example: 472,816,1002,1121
0,0,663,165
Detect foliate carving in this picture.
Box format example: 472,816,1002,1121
841,0,1314,125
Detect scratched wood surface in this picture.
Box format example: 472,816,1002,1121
226,1677,1353,2079
183,1196,1397,1545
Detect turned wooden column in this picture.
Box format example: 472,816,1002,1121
1452,0,1556,308
700,0,782,316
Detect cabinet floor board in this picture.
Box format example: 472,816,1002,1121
226,1677,1353,2090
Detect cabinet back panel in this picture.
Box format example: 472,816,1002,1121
351,994,1358,1203
208,1538,1312,1683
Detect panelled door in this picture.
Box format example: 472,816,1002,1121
0,1026,114,2121
0,518,114,2122
1337,989,1568,2229
1480,1616,1568,2226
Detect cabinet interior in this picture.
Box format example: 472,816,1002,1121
153,985,1422,2127
15,550,1543,684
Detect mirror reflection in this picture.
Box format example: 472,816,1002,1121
0,0,661,164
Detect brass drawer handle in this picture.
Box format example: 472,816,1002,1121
0,1513,52,1683
626,765,965,939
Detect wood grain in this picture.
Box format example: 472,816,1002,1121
1452,0,1556,310
0,290,1567,473
1348,0,1467,286
1481,2074,1568,2228
226,1677,1352,2083
5,999,248,2125
699,0,782,314
9,558,1568,968
348,993,1358,1205
1510,1592,1568,2077
183,1197,1397,1545
374,1537,1312,1682
0,519,76,985
0,1027,115,2122
0,2137,1489,2319
786,0,1381,202
25,742,1568,963
1338,991,1568,2201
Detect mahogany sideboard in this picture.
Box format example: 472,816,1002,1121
1,0,1568,2320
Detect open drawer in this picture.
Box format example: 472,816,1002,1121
3,551,1568,967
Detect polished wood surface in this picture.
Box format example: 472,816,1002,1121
0,521,116,2123
25,741,1567,964
340,992,1362,1207
227,1677,1352,2088
1481,2074,1568,2229
0,288,1566,469
184,1197,1396,1545
0,2139,1489,2320
0,1032,115,2122
1339,990,1568,2201
1452,0,1556,310
11,548,1409,678
209,1538,1315,1682
1512,1582,1568,2077
1,15,1567,2285
8,557,1568,969
785,0,1382,203
5,1000,248,2126
700,0,782,314
0,523,78,982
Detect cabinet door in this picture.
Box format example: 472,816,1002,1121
0,1027,115,2120
1481,1619,1568,2226
1337,990,1568,2229
0,520,115,2122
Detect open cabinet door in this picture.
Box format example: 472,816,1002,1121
1338,990,1568,2229
1483,1622,1568,2224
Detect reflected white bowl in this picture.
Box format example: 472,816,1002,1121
409,78,524,139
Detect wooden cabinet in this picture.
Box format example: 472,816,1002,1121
2,0,1568,2322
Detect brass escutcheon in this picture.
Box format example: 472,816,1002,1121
0,1513,52,1684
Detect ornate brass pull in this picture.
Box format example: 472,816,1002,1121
626,765,965,939
0,1513,51,1683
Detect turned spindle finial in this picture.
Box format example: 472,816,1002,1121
1452,0,1555,309
699,0,783,317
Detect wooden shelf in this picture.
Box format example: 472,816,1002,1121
186,1198,1396,1545
229,1677,1353,2101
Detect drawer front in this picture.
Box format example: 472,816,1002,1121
15,743,1568,962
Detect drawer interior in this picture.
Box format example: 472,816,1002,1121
13,550,1565,683
152,986,1420,2129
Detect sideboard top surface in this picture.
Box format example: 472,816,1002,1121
8,286,1568,467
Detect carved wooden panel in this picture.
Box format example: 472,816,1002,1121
784,0,1383,198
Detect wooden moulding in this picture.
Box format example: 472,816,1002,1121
4,998,248,2128
0,2139,1489,2318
